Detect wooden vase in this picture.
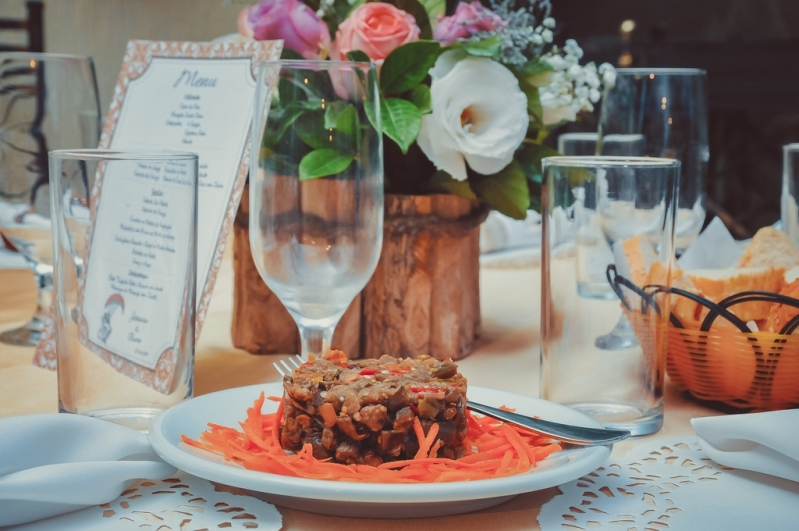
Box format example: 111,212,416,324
231,186,487,360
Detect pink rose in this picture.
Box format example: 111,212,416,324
433,1,505,46
242,0,330,59
331,3,420,63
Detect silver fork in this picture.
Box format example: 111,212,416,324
272,356,630,447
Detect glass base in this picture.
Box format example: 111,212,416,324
0,322,42,346
570,402,663,436
595,314,640,351
577,282,617,300
73,407,166,433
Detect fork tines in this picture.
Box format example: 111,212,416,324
273,355,304,377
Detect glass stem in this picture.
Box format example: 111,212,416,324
31,265,54,324
298,324,335,360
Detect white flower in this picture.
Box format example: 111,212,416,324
599,62,616,89
417,51,528,182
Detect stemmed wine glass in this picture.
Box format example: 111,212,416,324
0,53,101,346
594,68,707,350
249,60,383,359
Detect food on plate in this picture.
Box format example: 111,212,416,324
280,350,468,464
182,351,563,483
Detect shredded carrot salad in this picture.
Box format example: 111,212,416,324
181,392,562,483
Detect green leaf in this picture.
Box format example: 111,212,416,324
346,0,366,12
394,0,433,39
380,98,422,154
470,161,530,220
273,103,307,143
513,72,543,120
416,0,445,22
409,85,432,114
521,59,555,88
380,40,440,95
346,50,370,63
280,48,304,60
462,35,502,58
323,101,348,129
335,104,359,139
296,111,330,150
364,99,379,134
516,142,560,184
299,149,354,180
425,170,477,200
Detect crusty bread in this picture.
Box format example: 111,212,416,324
765,278,799,333
688,267,785,322
614,234,657,287
738,227,799,271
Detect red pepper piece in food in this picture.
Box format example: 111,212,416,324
359,368,377,375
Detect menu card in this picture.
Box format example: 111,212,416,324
34,40,282,392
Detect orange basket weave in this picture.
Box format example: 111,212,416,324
610,266,799,410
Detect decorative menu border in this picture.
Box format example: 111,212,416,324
33,40,282,389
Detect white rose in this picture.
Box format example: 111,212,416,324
416,50,529,182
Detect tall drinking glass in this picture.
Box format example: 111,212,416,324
0,53,100,346
559,133,646,299
541,156,679,435
250,60,383,359
51,150,198,431
598,68,707,253
781,143,799,245
595,68,706,351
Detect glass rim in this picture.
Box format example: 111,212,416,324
49,149,199,162
614,67,706,76
0,51,92,62
543,156,681,168
261,59,373,69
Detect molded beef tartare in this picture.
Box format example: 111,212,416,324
280,350,468,465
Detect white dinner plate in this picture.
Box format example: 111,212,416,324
149,383,610,518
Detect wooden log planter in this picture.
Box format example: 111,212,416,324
232,186,489,360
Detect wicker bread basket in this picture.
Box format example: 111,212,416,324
609,266,799,410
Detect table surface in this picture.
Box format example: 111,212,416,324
0,247,721,531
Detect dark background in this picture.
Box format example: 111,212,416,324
550,0,799,238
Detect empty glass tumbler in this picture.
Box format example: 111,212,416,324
540,156,679,436
50,150,198,431
782,143,799,245
599,68,707,254
0,52,101,346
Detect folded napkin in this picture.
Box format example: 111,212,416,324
692,409,799,483
0,414,176,527
480,210,541,254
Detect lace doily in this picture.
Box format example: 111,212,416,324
12,472,282,531
539,437,799,531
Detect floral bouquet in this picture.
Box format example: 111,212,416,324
237,0,614,219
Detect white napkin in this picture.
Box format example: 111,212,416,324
0,414,177,527
479,210,542,254
692,409,799,483
677,216,743,270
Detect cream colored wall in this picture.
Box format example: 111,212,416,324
42,0,247,116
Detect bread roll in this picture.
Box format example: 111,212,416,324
765,279,799,333
688,267,785,322
738,227,799,271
